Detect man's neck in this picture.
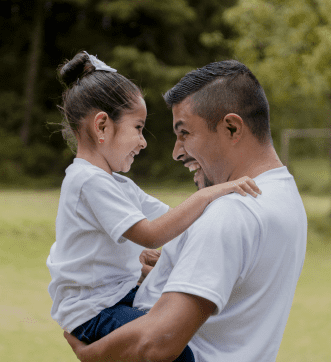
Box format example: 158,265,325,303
226,143,283,182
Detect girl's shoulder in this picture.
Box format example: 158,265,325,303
112,172,138,188
63,159,114,193
65,159,143,197
112,173,145,193
66,159,105,180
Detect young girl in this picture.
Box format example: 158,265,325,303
47,51,260,360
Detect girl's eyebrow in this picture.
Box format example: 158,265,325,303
137,119,146,126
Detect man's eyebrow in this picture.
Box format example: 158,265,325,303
174,120,184,132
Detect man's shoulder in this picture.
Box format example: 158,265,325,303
203,167,301,218
204,193,257,217
187,194,261,240
196,168,306,239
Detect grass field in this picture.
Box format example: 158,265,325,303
0,186,330,362
290,158,331,195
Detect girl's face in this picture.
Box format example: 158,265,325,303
102,97,148,173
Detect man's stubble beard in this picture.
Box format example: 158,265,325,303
195,173,214,190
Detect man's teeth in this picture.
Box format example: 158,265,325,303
130,152,135,157
189,164,201,172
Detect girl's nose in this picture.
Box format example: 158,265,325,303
140,135,147,149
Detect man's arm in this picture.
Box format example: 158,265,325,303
65,291,216,362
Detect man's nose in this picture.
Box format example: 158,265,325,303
172,139,186,161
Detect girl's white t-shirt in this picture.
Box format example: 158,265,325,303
46,158,169,332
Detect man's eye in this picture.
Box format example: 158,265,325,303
180,130,189,136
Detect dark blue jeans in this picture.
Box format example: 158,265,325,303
71,286,195,361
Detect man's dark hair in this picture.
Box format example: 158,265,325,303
163,60,271,143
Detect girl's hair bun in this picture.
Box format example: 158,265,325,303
57,50,142,154
58,52,94,88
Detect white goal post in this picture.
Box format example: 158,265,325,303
280,128,331,166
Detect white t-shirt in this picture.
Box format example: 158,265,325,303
134,167,307,362
47,158,169,332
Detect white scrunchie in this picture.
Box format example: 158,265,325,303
84,51,117,73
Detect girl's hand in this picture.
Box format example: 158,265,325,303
137,249,161,285
203,177,261,202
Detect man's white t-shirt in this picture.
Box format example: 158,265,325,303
134,167,307,362
46,158,169,332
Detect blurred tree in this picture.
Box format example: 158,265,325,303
223,1,329,94
222,0,331,206
20,0,44,145
221,0,331,129
0,0,235,184
93,0,237,179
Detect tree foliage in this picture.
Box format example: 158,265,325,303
223,0,331,117
1,0,329,186
1,0,236,184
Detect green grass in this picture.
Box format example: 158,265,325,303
0,187,330,361
290,158,331,195
276,254,331,362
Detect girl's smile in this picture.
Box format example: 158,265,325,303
99,96,147,173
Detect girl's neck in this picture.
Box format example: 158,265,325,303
76,149,113,175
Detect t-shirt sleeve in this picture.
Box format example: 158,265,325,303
162,197,260,315
138,191,169,221
129,180,169,220
80,173,147,244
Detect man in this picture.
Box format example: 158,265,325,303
65,60,307,361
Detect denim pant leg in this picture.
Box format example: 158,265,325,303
175,345,195,362
71,287,146,344
71,287,195,361
71,303,147,343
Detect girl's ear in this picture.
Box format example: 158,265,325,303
221,113,244,144
94,112,112,138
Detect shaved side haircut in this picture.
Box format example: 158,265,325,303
163,60,271,143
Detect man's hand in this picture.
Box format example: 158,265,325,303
64,292,216,362
64,332,88,361
137,249,161,285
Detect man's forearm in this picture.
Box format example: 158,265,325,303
67,312,181,362
66,292,216,362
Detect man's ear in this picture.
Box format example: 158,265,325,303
221,113,244,143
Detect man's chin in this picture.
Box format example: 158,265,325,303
194,172,213,190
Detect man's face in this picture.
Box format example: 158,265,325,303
172,99,230,190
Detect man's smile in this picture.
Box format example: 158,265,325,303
182,158,201,170
182,158,202,173
182,158,204,185
188,163,201,172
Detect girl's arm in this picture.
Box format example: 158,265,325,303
123,176,260,249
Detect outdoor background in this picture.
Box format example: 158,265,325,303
1,0,330,361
